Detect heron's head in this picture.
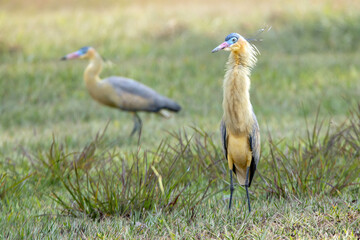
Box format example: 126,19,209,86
61,46,96,60
211,33,247,53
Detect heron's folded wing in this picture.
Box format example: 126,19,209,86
248,112,260,186
250,113,260,165
220,119,228,161
103,76,160,111
104,76,159,99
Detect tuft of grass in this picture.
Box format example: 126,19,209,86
1,105,359,238
32,104,360,222
38,128,225,220
260,104,360,199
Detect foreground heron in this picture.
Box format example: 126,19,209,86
61,47,181,142
212,33,260,212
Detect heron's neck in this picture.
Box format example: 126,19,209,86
222,51,254,134
84,53,103,88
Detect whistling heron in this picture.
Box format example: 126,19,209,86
61,47,181,142
212,33,260,212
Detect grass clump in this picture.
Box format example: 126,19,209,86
33,105,360,223
1,106,359,238
38,128,225,220
260,105,360,199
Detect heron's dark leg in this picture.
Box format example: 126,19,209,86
245,166,251,212
136,114,142,145
229,169,234,210
129,113,142,145
129,114,139,137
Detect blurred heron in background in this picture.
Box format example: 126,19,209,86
212,33,261,212
61,47,181,143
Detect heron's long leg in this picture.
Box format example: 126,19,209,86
129,113,142,145
130,113,142,135
229,169,234,210
245,166,251,212
130,114,138,137
136,113,142,145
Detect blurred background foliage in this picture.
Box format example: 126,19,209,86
1,0,359,154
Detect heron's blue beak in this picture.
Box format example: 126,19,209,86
211,42,230,53
60,51,81,60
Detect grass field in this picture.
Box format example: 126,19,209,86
1,0,359,238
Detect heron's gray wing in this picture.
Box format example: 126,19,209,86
105,76,159,100
248,112,260,187
103,76,164,112
104,76,181,113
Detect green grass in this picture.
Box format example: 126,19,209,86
2,195,359,239
1,0,360,238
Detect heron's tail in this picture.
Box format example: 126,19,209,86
159,97,181,112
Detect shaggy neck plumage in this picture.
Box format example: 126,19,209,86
222,42,257,135
84,52,103,89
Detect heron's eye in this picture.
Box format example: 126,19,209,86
232,38,237,43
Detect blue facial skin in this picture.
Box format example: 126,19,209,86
78,46,90,56
225,33,241,46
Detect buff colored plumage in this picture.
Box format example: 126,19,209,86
212,33,260,212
